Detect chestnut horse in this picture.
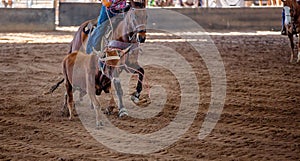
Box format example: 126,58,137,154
68,1,147,117
282,0,300,63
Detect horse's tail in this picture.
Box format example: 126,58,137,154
68,39,74,54
44,78,65,95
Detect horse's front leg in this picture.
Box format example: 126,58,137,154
131,66,144,103
113,78,128,117
288,32,295,63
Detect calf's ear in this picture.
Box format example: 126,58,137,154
93,47,105,57
121,45,132,55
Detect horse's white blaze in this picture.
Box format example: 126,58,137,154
298,51,300,62
284,6,292,25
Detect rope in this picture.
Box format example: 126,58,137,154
98,57,150,98
106,8,114,41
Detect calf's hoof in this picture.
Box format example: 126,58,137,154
104,106,114,115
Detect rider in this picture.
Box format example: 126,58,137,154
86,0,130,54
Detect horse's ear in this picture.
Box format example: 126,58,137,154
122,45,132,54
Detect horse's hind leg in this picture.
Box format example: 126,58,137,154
131,66,144,103
113,78,128,117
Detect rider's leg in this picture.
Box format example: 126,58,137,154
97,6,114,26
282,8,287,35
86,6,115,54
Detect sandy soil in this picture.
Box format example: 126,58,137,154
0,30,299,161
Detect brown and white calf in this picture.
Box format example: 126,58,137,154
46,48,129,127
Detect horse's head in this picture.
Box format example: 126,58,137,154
128,0,147,43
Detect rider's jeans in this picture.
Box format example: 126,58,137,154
282,8,285,29
86,6,115,54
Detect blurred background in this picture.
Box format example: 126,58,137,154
0,0,283,8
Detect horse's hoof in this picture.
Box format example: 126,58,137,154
131,95,140,103
118,108,128,118
131,92,140,103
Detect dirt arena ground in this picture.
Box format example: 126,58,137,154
0,29,299,161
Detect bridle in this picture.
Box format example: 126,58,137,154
126,7,147,42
